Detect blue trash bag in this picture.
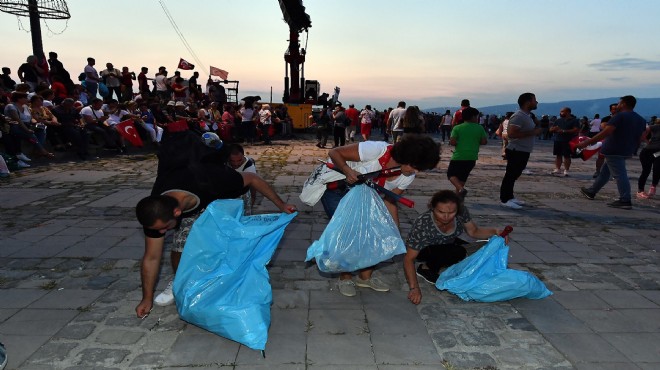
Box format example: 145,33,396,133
306,184,406,273
436,235,552,302
173,199,296,351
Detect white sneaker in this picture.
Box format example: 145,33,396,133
17,160,31,168
355,276,390,292
550,169,560,175
501,200,523,209
563,170,569,177
510,198,526,206
16,153,31,162
154,280,174,306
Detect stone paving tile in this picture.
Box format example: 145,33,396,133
1,136,659,369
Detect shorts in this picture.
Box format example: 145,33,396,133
360,123,372,136
553,141,572,157
447,160,476,183
172,212,202,253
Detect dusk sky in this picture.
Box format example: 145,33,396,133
2,0,660,110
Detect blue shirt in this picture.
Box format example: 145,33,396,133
601,111,646,156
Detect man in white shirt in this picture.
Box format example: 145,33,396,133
387,101,406,143
100,63,121,101
588,114,601,137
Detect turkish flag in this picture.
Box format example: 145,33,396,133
210,66,229,80
178,58,195,70
166,119,189,133
115,120,144,147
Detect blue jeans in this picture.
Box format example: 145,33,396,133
320,187,350,218
588,155,631,202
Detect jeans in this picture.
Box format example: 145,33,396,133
588,155,631,202
320,187,349,218
499,148,530,203
333,125,345,147
86,80,98,99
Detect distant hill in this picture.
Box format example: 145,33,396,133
426,97,660,119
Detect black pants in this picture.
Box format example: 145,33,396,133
62,125,89,157
316,125,328,146
417,243,467,273
333,125,345,147
639,148,660,190
441,125,452,141
500,148,530,203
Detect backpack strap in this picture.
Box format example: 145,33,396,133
374,145,394,186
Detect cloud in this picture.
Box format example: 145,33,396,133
588,58,660,71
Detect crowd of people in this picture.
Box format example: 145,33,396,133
0,54,296,179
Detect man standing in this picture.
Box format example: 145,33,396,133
578,95,647,209
588,114,601,137
344,104,360,142
448,107,487,199
499,93,541,209
101,63,122,101
451,99,471,127
387,101,406,143
154,67,169,102
84,57,101,99
439,109,452,142
188,71,200,100
137,67,150,97
549,107,580,177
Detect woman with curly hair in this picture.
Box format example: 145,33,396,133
322,134,441,297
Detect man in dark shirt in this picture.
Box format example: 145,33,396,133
549,107,580,177
52,98,90,159
578,95,647,209
1,67,17,92
134,130,296,318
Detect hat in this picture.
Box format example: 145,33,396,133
175,101,185,107
167,100,175,106
335,101,342,106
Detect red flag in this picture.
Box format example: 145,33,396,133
115,120,144,147
210,66,229,80
178,58,195,70
166,119,189,133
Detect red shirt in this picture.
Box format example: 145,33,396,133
345,107,359,126
51,81,68,98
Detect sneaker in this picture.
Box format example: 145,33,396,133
16,153,31,162
550,168,560,175
0,342,6,370
592,171,600,178
355,276,390,292
154,280,175,306
649,185,657,197
337,278,356,297
606,200,632,210
17,160,31,168
500,200,523,209
563,170,569,177
637,191,650,199
510,198,526,206
416,265,439,284
580,187,595,200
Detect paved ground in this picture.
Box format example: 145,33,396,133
1,133,659,370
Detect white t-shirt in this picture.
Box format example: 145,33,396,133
106,109,130,126
155,75,168,92
589,119,601,133
389,107,406,131
441,114,452,126
80,106,104,120
101,68,121,87
355,141,414,191
240,107,255,122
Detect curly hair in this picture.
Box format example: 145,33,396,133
135,195,178,228
390,134,440,171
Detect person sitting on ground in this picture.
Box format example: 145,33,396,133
3,91,53,165
81,98,125,153
447,107,487,199
404,190,508,305
138,102,163,144
321,134,441,297
227,143,257,215
134,129,296,318
51,98,90,160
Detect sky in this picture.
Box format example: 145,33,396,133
2,0,660,111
